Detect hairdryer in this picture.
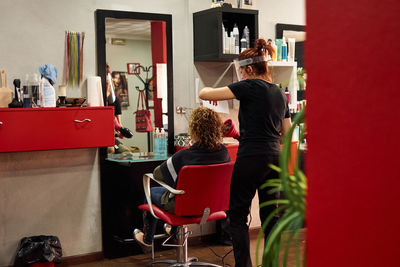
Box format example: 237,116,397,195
114,117,133,138
223,119,240,139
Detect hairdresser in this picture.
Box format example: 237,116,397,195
199,39,291,267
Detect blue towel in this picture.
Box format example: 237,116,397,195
39,64,58,85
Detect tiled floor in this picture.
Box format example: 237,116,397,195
72,230,305,267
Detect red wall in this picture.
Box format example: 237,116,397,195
307,0,400,266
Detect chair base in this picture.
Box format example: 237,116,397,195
149,225,223,267
149,259,222,267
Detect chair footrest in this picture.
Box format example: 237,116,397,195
149,259,222,267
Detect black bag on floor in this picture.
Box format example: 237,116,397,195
13,235,62,266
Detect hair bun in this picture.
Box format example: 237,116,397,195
254,39,267,52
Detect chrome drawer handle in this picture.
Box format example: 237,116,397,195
74,119,91,123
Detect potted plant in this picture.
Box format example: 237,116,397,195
256,108,306,267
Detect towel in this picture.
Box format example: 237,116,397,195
39,64,58,85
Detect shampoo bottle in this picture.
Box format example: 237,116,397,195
281,37,288,61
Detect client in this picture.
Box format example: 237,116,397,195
133,106,231,250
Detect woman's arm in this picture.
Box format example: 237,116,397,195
199,86,236,101
280,117,292,143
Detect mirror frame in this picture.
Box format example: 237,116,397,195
95,9,175,156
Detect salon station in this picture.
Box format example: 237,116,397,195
0,0,398,267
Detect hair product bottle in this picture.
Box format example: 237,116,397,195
276,39,282,61
233,24,239,54
222,23,226,54
243,26,250,49
281,37,288,62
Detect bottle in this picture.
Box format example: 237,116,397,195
240,37,247,52
31,74,40,107
271,41,277,61
39,76,56,107
230,31,235,54
224,31,229,54
22,74,32,108
233,24,239,54
281,37,288,62
222,23,226,54
276,39,282,61
160,128,167,158
154,127,159,157
243,26,250,49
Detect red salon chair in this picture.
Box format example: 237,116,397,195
139,161,235,266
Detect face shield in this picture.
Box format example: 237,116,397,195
233,55,269,81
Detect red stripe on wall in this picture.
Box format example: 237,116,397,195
151,21,167,129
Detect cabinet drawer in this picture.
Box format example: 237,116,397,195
0,107,114,152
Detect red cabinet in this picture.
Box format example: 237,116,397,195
0,107,114,152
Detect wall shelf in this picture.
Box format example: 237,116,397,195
193,7,258,62
268,61,297,67
0,107,114,153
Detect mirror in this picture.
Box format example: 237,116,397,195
96,10,174,158
276,23,305,68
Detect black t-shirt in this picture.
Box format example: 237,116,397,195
160,144,231,187
228,79,290,157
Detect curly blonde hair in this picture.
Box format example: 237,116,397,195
189,106,224,151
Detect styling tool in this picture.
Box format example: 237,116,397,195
0,70,12,107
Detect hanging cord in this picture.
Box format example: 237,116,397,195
199,224,233,267
212,62,234,88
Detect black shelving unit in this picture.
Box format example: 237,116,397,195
193,7,258,62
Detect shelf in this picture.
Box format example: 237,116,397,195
268,61,297,67
0,106,114,152
193,7,258,62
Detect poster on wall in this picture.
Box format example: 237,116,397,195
111,71,129,106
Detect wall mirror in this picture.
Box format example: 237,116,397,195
96,9,174,159
276,23,305,68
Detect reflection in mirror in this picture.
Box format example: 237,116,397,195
97,12,173,160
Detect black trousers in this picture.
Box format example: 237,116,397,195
228,154,280,267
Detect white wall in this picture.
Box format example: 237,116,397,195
0,0,304,265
